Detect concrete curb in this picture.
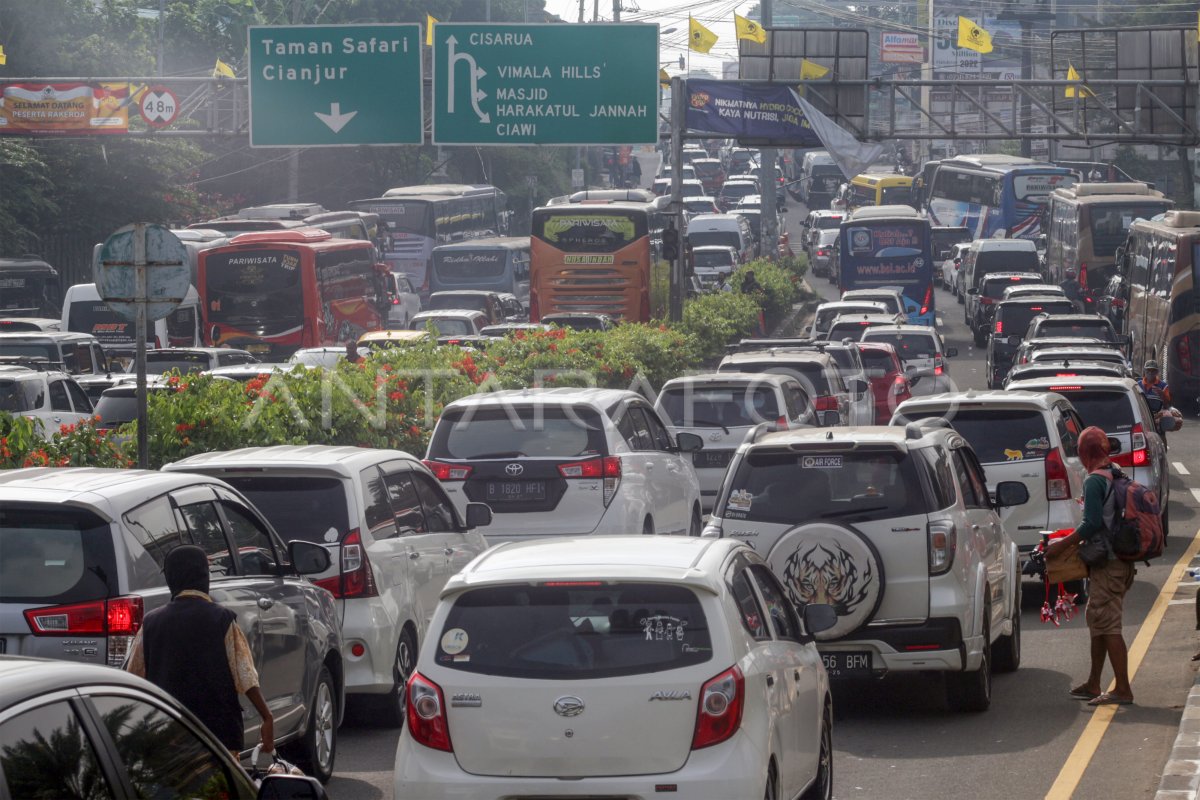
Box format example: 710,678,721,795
1155,670,1200,798
770,278,819,338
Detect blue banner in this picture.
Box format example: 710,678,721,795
684,79,821,145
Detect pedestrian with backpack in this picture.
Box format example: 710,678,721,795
1068,426,1136,707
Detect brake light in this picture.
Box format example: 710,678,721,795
814,395,838,411
423,460,473,481
892,375,909,396
559,456,622,505
775,415,789,430
314,529,377,599
407,672,453,752
24,596,144,667
1111,298,1126,309
692,665,744,750
1079,263,1089,290
980,297,994,305
928,520,957,574
934,355,945,375
1045,448,1070,500
1010,276,1022,281
392,297,400,305
994,320,1003,334
1113,423,1148,468
920,284,932,315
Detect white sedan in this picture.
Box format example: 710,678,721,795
395,536,837,800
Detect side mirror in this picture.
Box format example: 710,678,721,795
1107,436,1123,454
1145,395,1164,414
945,347,958,358
803,603,838,636
1007,336,1023,347
967,288,979,296
849,378,869,395
1159,413,1181,433
994,481,1030,507
288,540,331,576
676,431,704,452
257,774,329,800
465,502,493,529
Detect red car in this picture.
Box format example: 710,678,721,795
855,341,912,423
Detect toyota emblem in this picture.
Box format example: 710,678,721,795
553,696,585,717
505,462,524,476
708,431,724,442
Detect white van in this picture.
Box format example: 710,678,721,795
62,283,201,351
685,214,755,264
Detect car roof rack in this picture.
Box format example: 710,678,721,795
0,355,62,371
725,338,821,353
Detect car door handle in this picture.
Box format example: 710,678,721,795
766,674,775,687
409,551,421,560
257,596,275,610
794,669,802,681
444,547,455,556
972,524,981,531
646,464,655,471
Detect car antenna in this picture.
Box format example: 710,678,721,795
826,430,833,440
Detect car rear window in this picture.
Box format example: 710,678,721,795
436,582,713,679
899,408,1051,463
720,360,832,395
1031,349,1124,365
996,302,1075,335
983,277,1040,300
217,476,351,544
815,215,844,229
975,249,1039,276
1049,390,1135,432
429,295,489,313
1035,320,1115,341
145,352,210,374
858,348,899,377
694,250,735,269
430,405,608,460
814,306,880,333
862,331,938,359
659,385,781,428
0,506,116,603
827,321,878,341
848,295,902,315
0,379,39,413
721,448,928,523
94,392,137,427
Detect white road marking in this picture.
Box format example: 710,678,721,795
1175,462,1191,475
1190,488,1200,504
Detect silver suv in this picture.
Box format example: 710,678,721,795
703,422,1027,712
0,469,344,780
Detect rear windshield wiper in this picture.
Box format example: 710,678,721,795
820,505,889,519
689,419,730,434
467,451,528,459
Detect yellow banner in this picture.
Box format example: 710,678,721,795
0,82,131,135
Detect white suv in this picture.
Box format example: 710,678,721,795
704,423,1026,711
655,372,813,512
165,446,492,726
425,389,705,543
395,536,837,799
892,390,1088,560
860,324,957,394
0,365,94,436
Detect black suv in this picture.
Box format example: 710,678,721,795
986,297,1076,387
967,272,1043,346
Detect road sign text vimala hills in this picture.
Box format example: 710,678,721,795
433,24,659,145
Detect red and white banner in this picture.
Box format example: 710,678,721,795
881,33,924,64
0,82,131,135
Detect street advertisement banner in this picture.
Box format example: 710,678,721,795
685,79,821,145
844,223,926,282
0,82,131,135
881,33,923,64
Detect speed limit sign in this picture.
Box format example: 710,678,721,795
140,86,179,129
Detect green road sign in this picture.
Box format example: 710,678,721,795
432,23,658,145
248,24,423,147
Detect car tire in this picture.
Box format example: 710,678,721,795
973,327,988,348
289,665,338,783
992,583,1021,673
957,287,965,305
946,607,991,713
642,517,655,535
801,703,833,800
1161,502,1170,548
377,627,418,728
689,506,702,537
764,761,779,800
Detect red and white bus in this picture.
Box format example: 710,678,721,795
199,228,384,360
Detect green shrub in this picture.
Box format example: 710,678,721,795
680,291,761,365
731,260,799,329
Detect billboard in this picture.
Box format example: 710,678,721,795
881,33,923,64
0,83,132,135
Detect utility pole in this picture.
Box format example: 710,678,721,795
668,77,686,321
156,0,165,76
759,0,779,261
287,0,303,202
578,0,584,23
613,0,620,22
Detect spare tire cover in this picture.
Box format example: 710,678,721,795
766,521,885,641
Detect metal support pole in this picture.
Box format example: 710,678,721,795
760,0,778,260
133,225,149,471
669,77,686,322
1020,19,1033,158
613,0,620,22
157,0,165,76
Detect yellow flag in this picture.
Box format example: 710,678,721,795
689,17,718,54
426,14,438,47
0,45,7,66
957,16,993,54
659,68,670,87
1065,64,1094,98
735,13,767,45
212,58,235,79
799,59,830,80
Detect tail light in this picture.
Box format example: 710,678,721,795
774,415,789,430
1177,335,1192,374
892,375,908,396
928,520,957,574
392,297,401,305
1045,448,1070,500
1111,298,1127,309
24,596,144,667
559,456,622,506
817,248,830,256
980,297,994,305
814,395,838,411
994,319,1003,334
934,355,945,376
314,529,378,599
1114,424,1148,468
406,672,453,752
1079,263,1089,290
920,285,932,315
691,665,744,750
423,460,473,481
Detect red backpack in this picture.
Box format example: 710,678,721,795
1104,468,1164,563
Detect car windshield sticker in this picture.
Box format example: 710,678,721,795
1003,448,1024,461
1026,436,1050,450
802,455,843,469
728,489,753,513
441,628,469,655
322,527,339,543
641,614,687,641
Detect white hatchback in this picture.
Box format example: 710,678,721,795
394,536,837,800
860,324,957,394
425,388,705,543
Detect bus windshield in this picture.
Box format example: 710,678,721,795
360,200,429,237
1090,203,1171,257
205,250,302,333
532,210,644,253
0,272,60,317
435,250,507,279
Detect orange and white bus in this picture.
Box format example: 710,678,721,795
529,199,668,322
199,228,384,360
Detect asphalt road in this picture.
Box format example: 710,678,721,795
324,194,1200,800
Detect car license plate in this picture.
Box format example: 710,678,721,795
486,480,547,502
246,343,270,354
821,651,871,678
693,450,732,468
